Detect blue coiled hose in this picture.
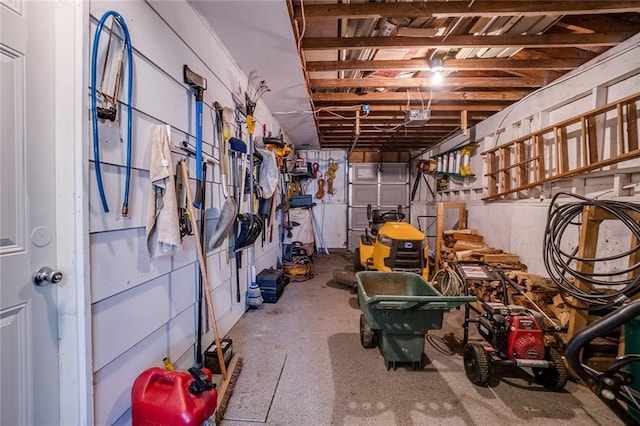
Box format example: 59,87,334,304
91,11,133,215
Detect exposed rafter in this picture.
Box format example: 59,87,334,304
295,1,640,20
313,91,530,102
301,33,633,51
305,58,586,72
309,77,548,89
288,1,640,149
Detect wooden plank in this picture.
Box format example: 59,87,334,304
435,202,445,272
580,116,589,166
308,77,548,89
567,206,601,340
499,147,511,194
305,58,586,72
301,33,632,51
295,2,640,19
486,152,497,198
558,125,569,174
553,128,560,176
627,102,638,151
617,103,625,156
515,142,527,189
587,116,599,165
535,135,545,182
312,91,529,103
451,232,484,243
482,254,520,264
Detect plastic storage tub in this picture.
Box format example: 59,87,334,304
356,271,475,370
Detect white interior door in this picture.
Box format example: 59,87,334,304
1,1,61,424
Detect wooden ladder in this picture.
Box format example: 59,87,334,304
483,92,640,200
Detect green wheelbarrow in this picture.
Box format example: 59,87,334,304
356,271,476,370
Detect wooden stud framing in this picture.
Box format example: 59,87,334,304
435,202,468,272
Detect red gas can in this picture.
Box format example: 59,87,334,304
132,367,217,426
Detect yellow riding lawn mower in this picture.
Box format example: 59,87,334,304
353,204,430,280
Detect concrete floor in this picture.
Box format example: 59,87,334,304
220,254,621,425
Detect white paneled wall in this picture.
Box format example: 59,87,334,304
296,150,349,250
88,1,282,424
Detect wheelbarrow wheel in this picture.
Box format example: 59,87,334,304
532,347,567,391
353,248,365,272
463,343,490,386
359,314,377,348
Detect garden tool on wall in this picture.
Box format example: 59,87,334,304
91,10,133,215
207,102,238,251
175,158,192,239
244,70,270,308
214,102,231,198
183,65,207,208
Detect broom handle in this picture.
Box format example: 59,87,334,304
179,160,228,380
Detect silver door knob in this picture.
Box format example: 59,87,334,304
33,267,63,286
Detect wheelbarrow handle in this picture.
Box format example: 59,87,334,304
367,295,475,310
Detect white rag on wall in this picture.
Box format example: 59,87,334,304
256,147,278,199
146,125,181,259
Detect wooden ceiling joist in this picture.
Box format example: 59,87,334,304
301,33,633,51
313,91,529,102
295,1,640,20
305,58,586,72
309,77,548,89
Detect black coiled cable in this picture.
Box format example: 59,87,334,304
543,192,640,312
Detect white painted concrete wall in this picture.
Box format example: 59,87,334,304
417,33,640,276
88,1,283,424
296,149,349,250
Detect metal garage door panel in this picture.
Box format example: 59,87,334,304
350,184,377,206
351,164,377,183
380,163,407,184
380,185,408,206
350,207,369,229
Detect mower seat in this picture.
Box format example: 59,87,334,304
369,208,404,236
370,209,385,236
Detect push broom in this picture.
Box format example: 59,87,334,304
178,160,242,421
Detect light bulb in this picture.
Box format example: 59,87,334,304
431,71,443,85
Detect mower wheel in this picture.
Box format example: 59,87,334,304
463,343,490,386
360,314,377,348
532,347,567,391
353,248,365,272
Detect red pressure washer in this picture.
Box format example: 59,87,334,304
456,261,567,390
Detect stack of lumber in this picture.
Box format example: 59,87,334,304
440,229,527,271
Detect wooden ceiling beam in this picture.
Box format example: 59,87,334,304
313,91,529,102
309,77,548,89
294,2,640,20
301,33,633,50
315,102,508,111
305,58,585,72
322,134,448,138
318,113,489,120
